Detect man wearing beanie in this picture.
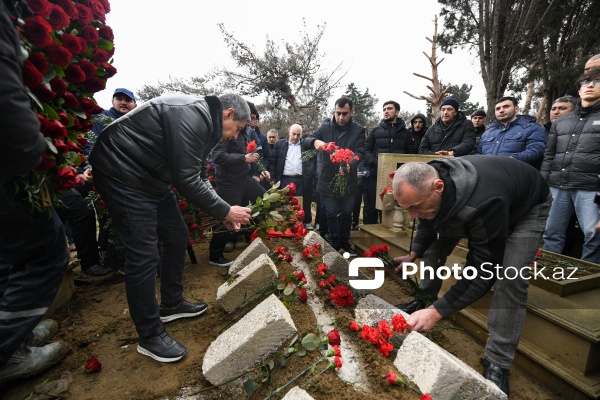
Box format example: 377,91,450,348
470,109,487,154
418,98,476,156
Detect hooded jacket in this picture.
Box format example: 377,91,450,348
411,156,550,317
541,101,600,191
364,117,412,171
419,111,475,156
407,113,427,153
89,94,230,220
476,115,546,169
303,117,365,197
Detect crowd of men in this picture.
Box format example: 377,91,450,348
2,1,599,393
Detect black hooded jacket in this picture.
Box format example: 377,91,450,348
407,113,427,153
364,117,412,171
419,111,476,156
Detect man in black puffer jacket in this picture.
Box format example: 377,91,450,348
541,68,600,263
419,98,475,156
363,101,412,224
303,97,365,255
407,113,427,152
89,93,253,363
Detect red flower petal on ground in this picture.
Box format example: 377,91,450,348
84,356,102,373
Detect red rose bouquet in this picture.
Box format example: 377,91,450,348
10,0,116,209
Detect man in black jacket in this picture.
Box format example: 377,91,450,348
407,113,427,152
541,69,600,263
469,109,486,154
89,93,252,363
419,98,476,156
363,101,411,224
0,0,69,382
304,97,365,255
269,124,316,228
392,156,551,395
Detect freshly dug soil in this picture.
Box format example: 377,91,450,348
3,239,565,400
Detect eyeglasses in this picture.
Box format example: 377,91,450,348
579,79,600,87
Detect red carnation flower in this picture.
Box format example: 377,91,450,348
391,314,410,334
24,16,53,48
44,43,72,66
386,371,400,385
327,329,341,346
298,287,307,302
65,64,86,83
378,320,393,339
317,263,328,275
318,280,325,288
47,4,70,30
376,337,394,357
75,4,93,25
285,253,293,262
98,25,114,41
349,321,361,331
420,394,432,400
332,345,341,357
22,60,43,88
333,356,342,370
536,248,542,257
81,26,99,44
328,285,355,307
60,33,81,55
178,200,188,211
84,356,102,373
26,0,50,16
28,51,49,74
56,0,78,18
246,140,257,153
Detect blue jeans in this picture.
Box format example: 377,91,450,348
0,205,68,363
424,195,551,368
94,172,188,337
543,187,600,263
321,194,354,250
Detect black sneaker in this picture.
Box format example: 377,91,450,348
209,257,233,267
0,342,68,384
481,358,510,395
394,299,422,314
82,264,111,276
137,328,187,363
160,300,208,323
340,242,357,257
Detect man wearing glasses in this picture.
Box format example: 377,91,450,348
541,68,600,263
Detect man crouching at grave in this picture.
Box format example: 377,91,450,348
391,156,552,396
89,93,252,363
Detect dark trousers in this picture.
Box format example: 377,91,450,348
56,188,99,269
352,183,363,226
0,205,68,363
209,177,265,260
363,175,380,224
94,172,188,337
316,193,329,235
321,194,354,250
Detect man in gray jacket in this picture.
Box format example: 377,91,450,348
89,93,252,363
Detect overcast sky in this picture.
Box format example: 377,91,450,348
95,0,487,118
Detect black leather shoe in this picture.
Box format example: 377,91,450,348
137,328,187,363
160,300,208,323
481,357,510,396
82,264,111,276
339,242,357,257
394,299,422,314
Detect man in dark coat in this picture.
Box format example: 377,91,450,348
469,109,486,154
541,69,600,263
363,101,411,224
407,113,427,153
303,97,365,255
90,93,252,363
419,98,476,156
0,0,69,383
392,156,551,395
269,124,316,228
